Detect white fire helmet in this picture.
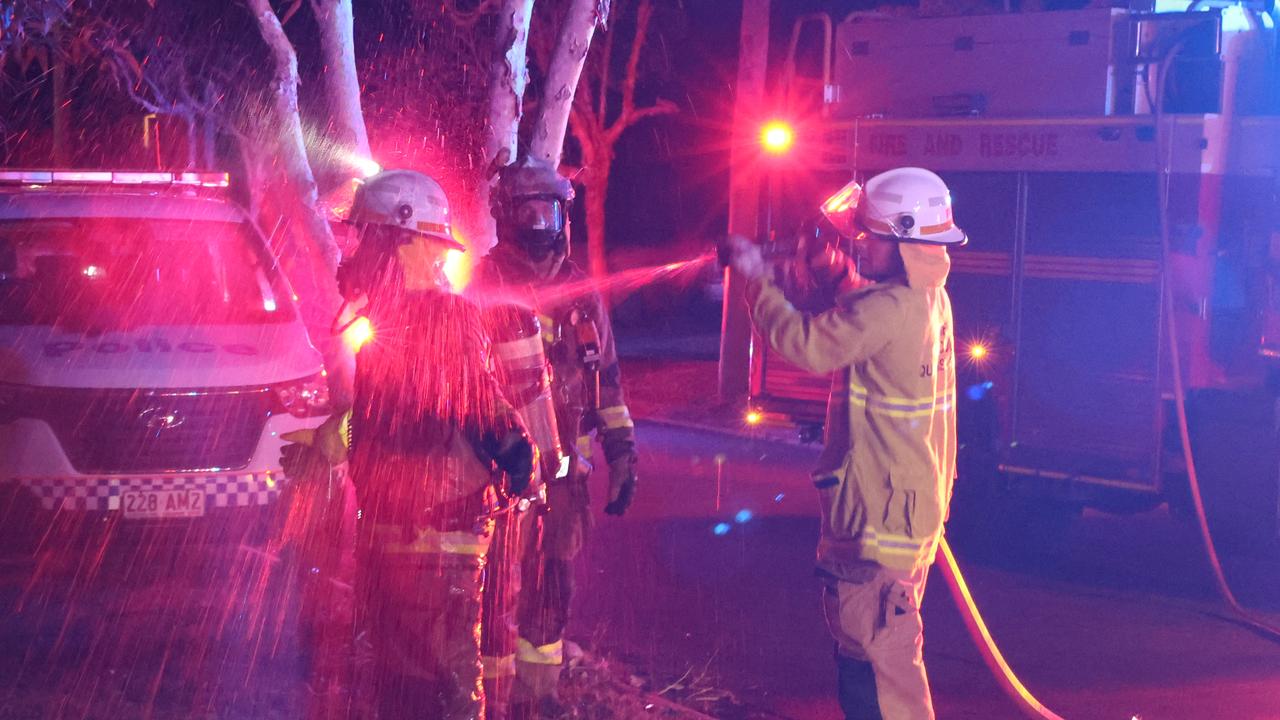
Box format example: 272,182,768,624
821,167,967,246
348,169,464,250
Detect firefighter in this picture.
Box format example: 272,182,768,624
725,167,964,720
283,169,537,719
471,156,638,716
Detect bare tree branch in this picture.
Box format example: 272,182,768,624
529,0,610,164
607,96,675,143
617,0,651,123
247,0,340,272
595,13,615,121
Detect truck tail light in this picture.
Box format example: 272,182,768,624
271,373,332,418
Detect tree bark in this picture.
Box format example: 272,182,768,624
719,0,770,402
480,0,535,249
312,0,371,165
51,51,69,166
247,0,341,274
529,0,609,165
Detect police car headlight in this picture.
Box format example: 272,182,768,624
271,373,331,418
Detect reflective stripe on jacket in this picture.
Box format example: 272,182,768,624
747,243,957,577
472,255,637,472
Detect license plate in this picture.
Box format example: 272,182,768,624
122,489,206,519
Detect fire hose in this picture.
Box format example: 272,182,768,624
935,538,1065,720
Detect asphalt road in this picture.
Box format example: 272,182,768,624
574,420,1280,720
1,418,1278,719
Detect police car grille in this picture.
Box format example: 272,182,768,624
38,388,271,474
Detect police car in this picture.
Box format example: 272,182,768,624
0,170,329,555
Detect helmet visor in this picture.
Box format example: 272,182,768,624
819,180,864,240
512,198,564,233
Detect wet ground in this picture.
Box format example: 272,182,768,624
1,407,1278,719
577,419,1280,719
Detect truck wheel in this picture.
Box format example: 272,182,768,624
1184,388,1280,556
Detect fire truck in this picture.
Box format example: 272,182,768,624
742,2,1280,546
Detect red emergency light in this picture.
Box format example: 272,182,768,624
0,170,230,188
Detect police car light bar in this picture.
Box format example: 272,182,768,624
0,170,230,187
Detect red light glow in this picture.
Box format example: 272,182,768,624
745,410,764,425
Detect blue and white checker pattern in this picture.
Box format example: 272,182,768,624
15,473,283,512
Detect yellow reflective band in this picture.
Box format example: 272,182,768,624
556,454,572,479
576,435,593,459
539,314,556,344
858,529,929,558
338,411,351,451
516,638,563,665
862,215,954,237
482,654,517,679
849,383,955,419
598,405,634,430
849,381,956,407
372,525,491,556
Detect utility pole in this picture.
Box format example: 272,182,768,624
51,41,70,166
718,0,770,402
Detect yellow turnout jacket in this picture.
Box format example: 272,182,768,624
746,244,958,578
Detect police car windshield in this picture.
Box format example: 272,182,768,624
0,217,295,328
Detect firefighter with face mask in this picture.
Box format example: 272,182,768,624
283,169,537,719
471,156,638,716
726,167,963,720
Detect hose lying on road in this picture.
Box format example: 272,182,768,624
936,537,1067,720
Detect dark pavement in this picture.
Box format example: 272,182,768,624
573,419,1280,720
1,416,1278,719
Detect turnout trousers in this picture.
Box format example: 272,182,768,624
513,474,592,700
478,476,590,715
360,527,489,720
821,562,934,720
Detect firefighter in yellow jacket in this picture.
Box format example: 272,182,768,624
726,167,963,720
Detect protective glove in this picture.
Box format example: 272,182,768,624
279,429,334,484
725,234,766,282
603,458,637,516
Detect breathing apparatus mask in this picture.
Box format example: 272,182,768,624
491,156,575,276
498,194,569,263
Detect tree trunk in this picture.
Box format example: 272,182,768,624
312,0,371,163
584,155,611,280
51,52,69,166
202,119,217,169
719,0,770,402
529,0,609,165
480,0,535,249
185,114,199,169
248,0,341,273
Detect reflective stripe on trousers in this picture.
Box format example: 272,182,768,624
517,637,564,665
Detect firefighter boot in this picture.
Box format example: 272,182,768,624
836,652,882,720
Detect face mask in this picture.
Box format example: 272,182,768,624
503,196,567,262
